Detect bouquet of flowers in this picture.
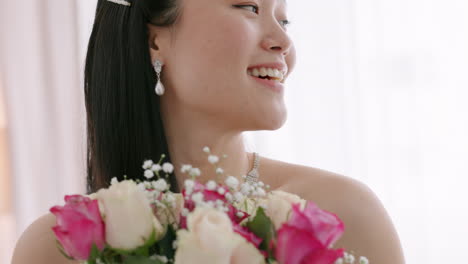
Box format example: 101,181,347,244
50,147,369,264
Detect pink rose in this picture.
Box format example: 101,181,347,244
50,195,105,260
275,202,345,264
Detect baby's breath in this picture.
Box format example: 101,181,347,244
110,177,118,186
144,170,154,179
162,162,174,174
225,176,239,189
217,187,226,195
152,179,168,192
206,180,217,190
142,160,153,170
151,164,162,172
189,168,201,178
208,155,219,164
359,256,369,264
180,164,193,173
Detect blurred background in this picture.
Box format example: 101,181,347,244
1,0,467,263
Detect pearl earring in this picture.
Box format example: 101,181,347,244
153,59,165,96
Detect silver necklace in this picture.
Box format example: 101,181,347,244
245,152,260,184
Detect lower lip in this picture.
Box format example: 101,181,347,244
248,75,284,93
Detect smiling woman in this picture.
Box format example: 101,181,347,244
10,0,404,263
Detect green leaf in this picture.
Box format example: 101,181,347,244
87,243,103,263
267,257,278,264
156,224,177,259
121,256,165,264
245,207,276,256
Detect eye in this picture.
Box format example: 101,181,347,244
234,4,291,29
279,19,291,28
234,4,259,14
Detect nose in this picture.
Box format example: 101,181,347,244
261,22,293,56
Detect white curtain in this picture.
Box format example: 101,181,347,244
249,0,468,263
1,0,467,263
0,1,86,263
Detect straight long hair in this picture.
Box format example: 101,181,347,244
84,0,180,193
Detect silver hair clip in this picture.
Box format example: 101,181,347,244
107,0,131,6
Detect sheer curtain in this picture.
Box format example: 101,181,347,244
248,0,468,263
1,0,467,263
0,1,86,263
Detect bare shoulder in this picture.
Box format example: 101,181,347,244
12,213,78,264
259,156,366,201
260,157,406,264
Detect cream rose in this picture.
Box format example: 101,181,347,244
94,180,164,250
174,207,265,264
264,190,307,229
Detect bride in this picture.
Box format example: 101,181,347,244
12,0,405,263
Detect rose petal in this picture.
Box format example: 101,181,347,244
233,224,262,247
50,195,105,260
276,225,324,264
301,248,345,264
289,202,344,247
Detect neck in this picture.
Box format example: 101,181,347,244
160,97,253,189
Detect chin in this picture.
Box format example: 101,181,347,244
257,108,288,131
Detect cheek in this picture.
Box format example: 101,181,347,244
194,25,252,80
171,16,255,99
202,21,252,61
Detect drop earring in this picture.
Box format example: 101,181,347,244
153,59,165,96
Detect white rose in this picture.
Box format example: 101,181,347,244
264,190,306,229
174,207,264,264
94,180,164,250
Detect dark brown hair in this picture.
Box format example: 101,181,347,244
84,0,181,193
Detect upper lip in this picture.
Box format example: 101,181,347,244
247,62,288,75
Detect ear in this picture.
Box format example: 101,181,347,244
147,23,171,64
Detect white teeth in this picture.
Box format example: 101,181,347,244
247,67,285,81
252,68,259,77
267,68,274,77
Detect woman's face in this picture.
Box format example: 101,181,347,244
153,0,296,131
